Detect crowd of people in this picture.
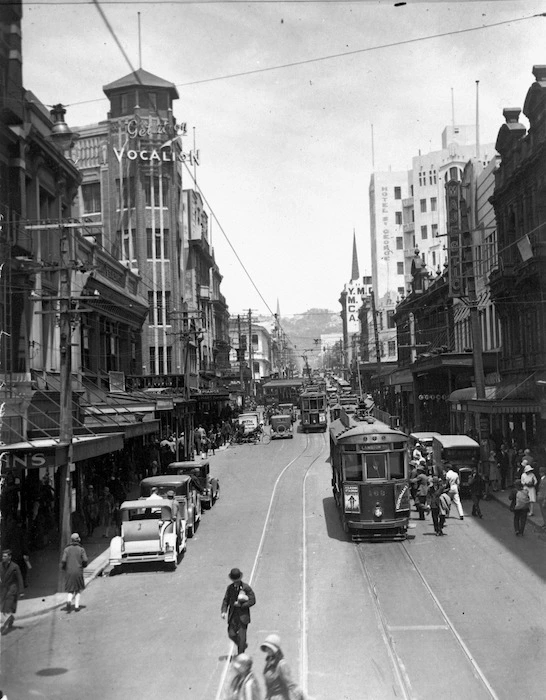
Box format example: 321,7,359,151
409,440,546,537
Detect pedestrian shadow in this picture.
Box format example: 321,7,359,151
322,497,351,542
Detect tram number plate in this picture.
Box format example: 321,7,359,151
369,488,386,498
343,485,360,513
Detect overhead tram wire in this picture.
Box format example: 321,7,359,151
60,11,546,109
86,0,299,350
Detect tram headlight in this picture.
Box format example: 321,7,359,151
373,503,383,519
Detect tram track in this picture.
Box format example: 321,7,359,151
214,430,328,700
353,539,500,700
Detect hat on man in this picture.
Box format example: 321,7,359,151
71,533,81,542
229,567,242,581
260,634,281,653
166,490,175,497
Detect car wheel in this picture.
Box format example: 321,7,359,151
188,522,194,538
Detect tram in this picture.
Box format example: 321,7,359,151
330,409,410,539
300,386,328,432
262,378,304,408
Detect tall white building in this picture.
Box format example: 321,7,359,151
368,126,496,361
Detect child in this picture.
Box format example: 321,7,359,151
509,480,530,536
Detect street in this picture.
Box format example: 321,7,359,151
3,430,546,699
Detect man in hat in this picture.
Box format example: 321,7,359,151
221,568,256,654
1,549,24,634
61,533,88,612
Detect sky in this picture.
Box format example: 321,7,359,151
21,0,546,318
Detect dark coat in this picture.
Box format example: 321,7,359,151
1,560,24,613
62,542,88,593
221,580,256,626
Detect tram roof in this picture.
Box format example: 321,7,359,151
329,416,407,442
263,379,305,388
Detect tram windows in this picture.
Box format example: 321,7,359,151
343,454,363,481
389,453,405,479
366,455,387,480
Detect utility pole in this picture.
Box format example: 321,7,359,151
248,309,254,398
370,290,381,378
58,224,74,588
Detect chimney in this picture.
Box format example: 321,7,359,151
502,108,521,124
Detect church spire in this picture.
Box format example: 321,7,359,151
351,229,359,281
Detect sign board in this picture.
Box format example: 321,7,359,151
343,484,360,513
446,180,463,298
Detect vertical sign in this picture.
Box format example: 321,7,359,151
446,180,462,298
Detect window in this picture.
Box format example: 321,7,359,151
117,228,136,260
252,334,258,346
366,454,387,479
421,225,428,239
397,262,404,275
432,251,437,267
420,199,427,213
388,340,396,356
394,187,401,199
82,182,101,213
146,228,168,259
432,223,438,238
410,185,414,196
395,211,402,225
397,286,405,296
396,237,403,250
387,310,395,328
149,347,156,374
148,291,155,324
166,346,172,374
429,170,437,185
431,197,437,212
144,176,169,207
253,361,260,373
116,178,135,209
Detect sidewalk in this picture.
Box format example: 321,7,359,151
487,489,545,532
16,446,230,622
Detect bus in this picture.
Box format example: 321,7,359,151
300,386,328,432
330,409,410,540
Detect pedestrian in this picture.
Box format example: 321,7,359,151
98,486,116,538
165,490,179,520
487,451,501,492
194,427,202,457
468,466,485,518
410,465,429,520
1,516,31,587
261,634,303,700
0,549,24,635
427,476,447,535
509,480,530,536
82,484,99,537
61,533,88,612
445,464,464,519
498,444,509,490
221,568,256,655
537,467,546,529
224,653,262,700
521,463,538,516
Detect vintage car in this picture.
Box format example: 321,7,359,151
237,412,260,434
278,403,296,422
140,475,201,537
270,414,294,439
109,498,186,571
166,460,219,510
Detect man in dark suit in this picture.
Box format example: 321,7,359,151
221,568,256,654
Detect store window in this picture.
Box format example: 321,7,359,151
82,182,101,213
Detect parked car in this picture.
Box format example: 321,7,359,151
270,414,294,439
140,475,201,537
166,460,219,510
109,498,186,571
431,435,480,495
237,412,260,434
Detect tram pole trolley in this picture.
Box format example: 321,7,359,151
330,409,411,540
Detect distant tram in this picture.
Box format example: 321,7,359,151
300,386,328,432
262,378,304,407
330,410,410,539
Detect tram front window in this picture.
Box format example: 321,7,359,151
343,453,363,481
390,453,405,479
365,454,387,479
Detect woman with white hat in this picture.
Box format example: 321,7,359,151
260,634,302,700
61,533,88,612
521,463,538,516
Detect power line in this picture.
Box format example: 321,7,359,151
60,11,546,107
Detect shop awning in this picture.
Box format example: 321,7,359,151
1,433,124,469
448,374,542,414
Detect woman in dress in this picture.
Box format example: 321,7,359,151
261,634,301,700
61,533,88,612
520,463,538,516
